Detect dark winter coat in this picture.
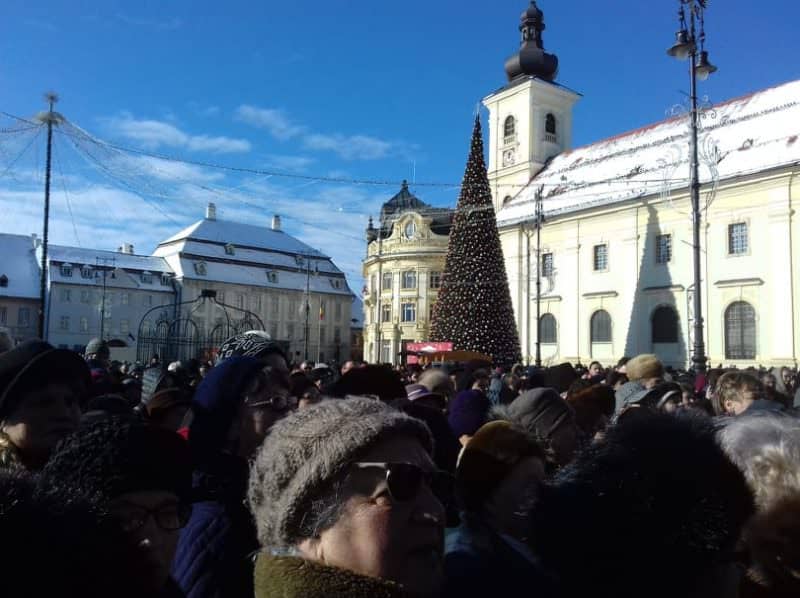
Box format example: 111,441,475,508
444,515,555,598
171,357,264,598
254,554,409,598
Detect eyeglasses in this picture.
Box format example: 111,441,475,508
351,462,453,505
112,503,191,533
245,394,298,411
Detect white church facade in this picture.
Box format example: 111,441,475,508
488,2,800,368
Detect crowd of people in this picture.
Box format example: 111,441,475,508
0,328,798,597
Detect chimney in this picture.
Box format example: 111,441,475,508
117,243,134,254
31,233,41,249
206,202,217,221
272,214,281,231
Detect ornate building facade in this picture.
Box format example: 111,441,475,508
489,2,800,368
362,182,453,364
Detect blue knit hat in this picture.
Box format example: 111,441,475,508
448,390,490,438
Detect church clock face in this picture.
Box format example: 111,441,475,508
502,148,516,167
404,221,416,239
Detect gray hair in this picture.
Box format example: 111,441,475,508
418,368,453,397
718,414,800,509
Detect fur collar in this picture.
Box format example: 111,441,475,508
254,554,408,598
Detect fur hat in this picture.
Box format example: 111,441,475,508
42,416,192,505
248,397,432,549
456,420,544,512
531,412,754,597
625,354,664,382
448,390,490,438
614,380,648,412
327,364,406,402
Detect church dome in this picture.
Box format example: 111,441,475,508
504,1,559,82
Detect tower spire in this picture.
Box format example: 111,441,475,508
504,1,559,82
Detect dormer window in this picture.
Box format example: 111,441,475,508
545,113,557,143
160,274,171,286
295,255,305,267
404,220,416,239
0,275,7,288
60,263,73,277
266,271,279,283
330,278,343,290
140,271,153,284
80,265,92,279
194,262,207,276
224,243,235,256
503,115,516,144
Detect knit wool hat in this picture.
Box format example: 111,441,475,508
456,420,544,512
448,390,491,438
248,397,433,548
626,354,664,382
217,330,287,365
85,338,109,357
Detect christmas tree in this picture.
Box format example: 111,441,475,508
430,116,521,367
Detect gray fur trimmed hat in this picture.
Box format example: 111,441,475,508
248,397,433,549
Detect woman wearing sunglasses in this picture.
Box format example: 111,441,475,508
249,397,449,598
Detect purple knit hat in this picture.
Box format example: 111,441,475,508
448,390,491,438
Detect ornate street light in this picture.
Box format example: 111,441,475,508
666,0,717,374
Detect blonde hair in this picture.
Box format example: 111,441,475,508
718,415,800,509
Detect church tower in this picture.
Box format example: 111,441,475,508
483,2,581,213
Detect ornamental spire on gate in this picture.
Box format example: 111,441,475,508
429,116,521,368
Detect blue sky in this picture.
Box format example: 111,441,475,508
1,0,799,287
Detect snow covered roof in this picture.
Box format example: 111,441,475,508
497,78,800,227
46,245,172,273
173,240,341,275
159,218,326,258
172,257,353,296
0,233,40,299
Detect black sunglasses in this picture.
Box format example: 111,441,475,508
112,503,191,534
351,462,453,504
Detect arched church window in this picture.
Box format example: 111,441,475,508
545,113,557,139
503,116,516,143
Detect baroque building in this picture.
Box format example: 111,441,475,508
489,2,800,368
362,182,453,364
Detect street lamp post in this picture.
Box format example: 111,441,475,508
666,0,717,374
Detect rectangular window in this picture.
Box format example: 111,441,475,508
106,292,114,306
60,264,73,277
237,294,245,310
119,319,130,334
141,272,153,284
253,295,262,312
161,274,171,286
0,306,6,325
80,317,89,333
269,322,278,340
335,302,342,322
370,274,377,293
59,315,70,331
217,291,225,304
401,302,416,323
401,271,417,290
429,271,442,290
728,222,748,255
382,272,393,291
381,340,393,363
541,253,554,277
81,290,91,304
271,296,280,317
320,327,326,344
656,234,672,264
144,295,153,307
60,288,71,303
334,327,341,343
381,304,392,323
286,322,295,339
593,244,608,271
18,308,30,327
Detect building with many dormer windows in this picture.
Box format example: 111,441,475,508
362,181,453,364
